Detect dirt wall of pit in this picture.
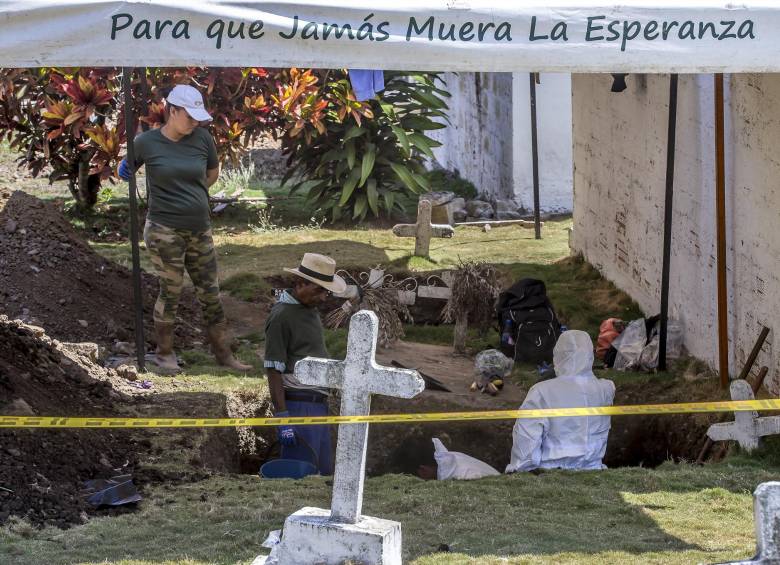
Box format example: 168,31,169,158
365,372,727,475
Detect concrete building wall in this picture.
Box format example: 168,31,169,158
571,73,780,391
431,72,514,199
512,73,573,213
431,72,573,211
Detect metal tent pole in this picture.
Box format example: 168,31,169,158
715,73,729,388
659,73,678,372
122,67,146,371
529,72,541,240
139,68,150,133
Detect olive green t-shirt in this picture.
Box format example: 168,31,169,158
264,300,329,392
134,127,218,232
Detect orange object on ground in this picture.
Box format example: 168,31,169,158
596,318,624,360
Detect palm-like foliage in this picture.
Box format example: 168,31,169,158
280,71,450,222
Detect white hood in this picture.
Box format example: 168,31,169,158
553,330,595,378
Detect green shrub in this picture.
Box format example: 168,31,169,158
424,169,478,200
281,72,451,222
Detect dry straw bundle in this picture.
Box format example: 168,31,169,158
442,260,501,333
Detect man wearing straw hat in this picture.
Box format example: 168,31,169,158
263,253,347,475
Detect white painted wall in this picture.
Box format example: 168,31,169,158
572,73,780,392
431,72,514,199
431,72,573,212
512,73,573,213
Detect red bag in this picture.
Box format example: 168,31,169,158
596,318,624,360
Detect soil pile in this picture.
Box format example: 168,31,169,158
0,316,143,528
0,189,200,347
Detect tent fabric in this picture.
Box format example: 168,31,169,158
1,1,779,72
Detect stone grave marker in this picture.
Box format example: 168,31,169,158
256,310,425,565
392,199,454,258
716,482,780,564
706,379,780,452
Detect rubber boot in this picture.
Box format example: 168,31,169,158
207,321,252,372
149,321,180,374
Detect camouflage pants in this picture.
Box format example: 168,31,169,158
143,220,225,326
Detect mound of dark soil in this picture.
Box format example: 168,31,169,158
0,189,201,347
0,316,142,528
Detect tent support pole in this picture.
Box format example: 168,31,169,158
659,73,678,372
530,72,541,240
139,68,150,132
122,67,146,371
715,73,729,388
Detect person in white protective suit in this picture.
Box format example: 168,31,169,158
506,330,616,473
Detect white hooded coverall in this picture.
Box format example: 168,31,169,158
506,330,616,473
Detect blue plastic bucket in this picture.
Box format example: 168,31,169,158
260,458,318,479
259,438,319,479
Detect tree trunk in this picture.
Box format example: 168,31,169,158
453,311,468,354
77,153,99,209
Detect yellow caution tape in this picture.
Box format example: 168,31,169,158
0,399,778,428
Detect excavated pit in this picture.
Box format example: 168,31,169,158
245,341,726,477
363,346,726,474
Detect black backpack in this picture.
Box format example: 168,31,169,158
496,278,561,364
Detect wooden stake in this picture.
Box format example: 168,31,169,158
453,311,468,354
715,73,730,389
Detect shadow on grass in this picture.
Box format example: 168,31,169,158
217,240,394,277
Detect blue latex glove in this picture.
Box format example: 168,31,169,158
117,158,131,180
276,410,297,447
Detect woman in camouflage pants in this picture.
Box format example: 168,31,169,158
119,84,250,373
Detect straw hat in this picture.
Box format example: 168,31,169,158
284,253,347,294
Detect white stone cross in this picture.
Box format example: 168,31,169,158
719,482,780,564
295,310,425,524
392,199,454,258
707,380,780,452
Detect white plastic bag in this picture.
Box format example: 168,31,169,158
614,318,684,371
639,319,684,370
611,319,646,371
665,320,684,359
262,529,281,549
433,438,500,480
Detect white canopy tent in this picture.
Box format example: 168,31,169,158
1,0,779,72
0,0,754,378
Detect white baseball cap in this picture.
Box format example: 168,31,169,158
166,84,212,122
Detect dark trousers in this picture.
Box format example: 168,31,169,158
282,398,333,475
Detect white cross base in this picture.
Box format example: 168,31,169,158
255,310,424,565
706,380,780,452
392,199,454,257
716,482,780,564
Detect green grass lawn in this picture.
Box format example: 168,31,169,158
2,458,772,565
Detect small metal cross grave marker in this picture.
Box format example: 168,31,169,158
392,199,454,258
707,379,780,452
295,310,425,524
